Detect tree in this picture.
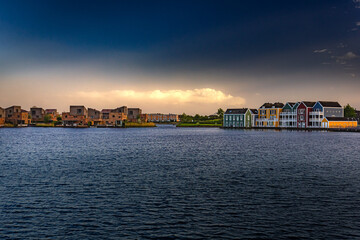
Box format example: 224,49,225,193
344,104,356,117
217,108,224,119
44,114,51,123
57,116,62,121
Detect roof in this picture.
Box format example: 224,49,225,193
225,108,248,114
302,101,316,107
287,102,296,107
325,117,357,122
250,109,258,114
5,106,21,110
101,109,113,113
260,102,284,108
30,106,44,110
260,103,273,108
318,101,342,108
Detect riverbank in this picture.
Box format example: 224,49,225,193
176,123,221,127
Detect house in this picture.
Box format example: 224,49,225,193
249,109,258,127
5,106,30,126
45,109,59,122
113,106,128,114
147,113,179,122
128,108,142,122
257,102,284,127
297,101,316,128
321,117,358,129
279,102,299,128
223,108,248,128
30,106,45,122
88,108,102,126
140,114,149,123
62,106,88,127
108,112,127,127
0,107,5,126
101,109,112,120
310,101,343,128
356,110,360,124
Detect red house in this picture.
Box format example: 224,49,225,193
297,101,316,128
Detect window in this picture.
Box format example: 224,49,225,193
77,109,82,114
270,110,276,115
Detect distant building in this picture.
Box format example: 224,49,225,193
140,114,149,123
108,112,127,126
223,108,248,128
257,102,284,127
310,101,343,128
0,107,5,126
112,106,128,114
279,102,299,128
45,109,59,122
297,101,316,128
147,113,179,122
62,106,88,127
356,110,360,124
249,109,258,127
128,108,142,122
88,108,102,126
101,109,112,120
321,117,357,129
30,106,45,122
5,106,30,126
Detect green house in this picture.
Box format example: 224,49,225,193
224,108,251,128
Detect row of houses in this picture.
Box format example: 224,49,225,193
0,105,180,127
224,101,358,129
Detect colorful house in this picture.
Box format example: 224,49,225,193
279,102,299,128
223,108,248,128
322,117,358,129
310,101,343,128
30,106,45,122
249,109,258,127
62,106,88,127
257,102,284,127
297,101,316,128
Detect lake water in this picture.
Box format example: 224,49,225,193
1,126,360,239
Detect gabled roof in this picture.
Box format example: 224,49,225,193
318,101,342,108
225,108,248,114
302,101,316,107
273,102,284,108
260,103,273,108
250,109,258,114
325,117,357,122
5,106,21,110
287,102,296,107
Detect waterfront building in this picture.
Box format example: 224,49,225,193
140,114,149,123
321,117,358,128
45,109,59,122
297,101,316,128
356,110,360,124
30,106,45,122
147,113,179,122
310,101,343,128
249,109,258,127
223,108,248,128
279,102,299,128
5,106,30,126
62,106,88,127
128,108,142,122
101,109,112,120
256,102,284,127
108,112,127,126
88,108,102,126
0,107,5,126
244,109,252,128
112,106,128,114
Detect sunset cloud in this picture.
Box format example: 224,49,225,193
77,88,246,105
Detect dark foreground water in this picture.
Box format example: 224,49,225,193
1,126,360,239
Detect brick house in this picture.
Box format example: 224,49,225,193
45,109,60,122
127,108,142,122
108,112,127,126
30,106,45,122
62,106,88,127
0,107,5,126
147,113,179,122
5,106,30,126
88,108,102,126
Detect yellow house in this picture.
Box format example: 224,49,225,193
321,117,358,128
257,102,284,127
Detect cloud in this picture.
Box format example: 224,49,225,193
356,22,360,26
76,88,246,106
333,51,358,64
313,49,328,53
354,0,360,8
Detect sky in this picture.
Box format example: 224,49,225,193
0,0,359,114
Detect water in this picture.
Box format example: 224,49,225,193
1,126,360,239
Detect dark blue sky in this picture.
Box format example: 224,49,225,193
0,0,359,112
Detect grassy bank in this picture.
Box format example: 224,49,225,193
34,123,55,127
124,122,156,128
176,123,221,127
